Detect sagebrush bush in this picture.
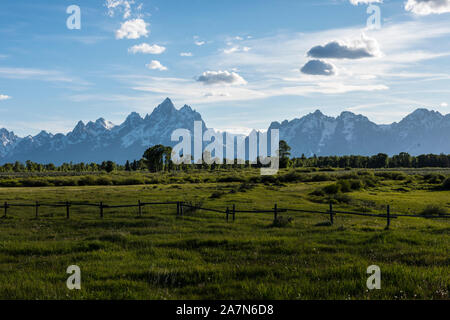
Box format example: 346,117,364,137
420,205,447,216
441,178,450,190
424,173,446,184
323,184,340,194
337,180,352,193
95,177,113,186
270,216,293,228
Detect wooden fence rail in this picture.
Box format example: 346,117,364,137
0,200,449,229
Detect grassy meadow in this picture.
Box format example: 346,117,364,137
0,168,449,299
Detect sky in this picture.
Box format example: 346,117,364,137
0,0,450,136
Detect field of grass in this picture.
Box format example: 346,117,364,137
0,168,448,299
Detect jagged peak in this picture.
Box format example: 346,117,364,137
0,128,15,136
95,117,115,129
147,98,177,119
180,104,193,112
339,111,357,117
35,130,52,137
312,109,324,116
400,108,443,124
157,97,175,110
74,120,85,129
126,112,142,120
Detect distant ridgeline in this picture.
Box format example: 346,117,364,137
1,98,449,165
1,152,449,173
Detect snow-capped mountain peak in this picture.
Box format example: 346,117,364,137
0,103,449,164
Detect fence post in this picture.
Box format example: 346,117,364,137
386,205,390,230
232,204,236,222
35,201,39,219
226,207,229,222
138,200,142,217
66,201,70,219
100,202,104,219
329,202,334,225
3,201,7,218
274,203,278,222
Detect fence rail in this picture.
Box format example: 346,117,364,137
0,199,449,229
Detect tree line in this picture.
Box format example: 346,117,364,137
0,143,449,173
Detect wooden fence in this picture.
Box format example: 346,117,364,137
1,200,449,229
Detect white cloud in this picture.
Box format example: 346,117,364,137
223,46,251,54
307,34,381,59
301,60,337,76
115,19,149,39
0,94,11,101
0,67,89,85
405,0,450,15
109,19,449,105
203,92,231,97
441,102,448,107
128,43,165,54
195,40,206,46
146,60,167,71
105,0,133,19
196,70,247,85
224,47,239,54
349,0,383,5
180,52,193,57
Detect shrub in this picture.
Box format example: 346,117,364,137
114,178,145,185
309,189,325,197
217,176,245,183
350,179,363,190
311,173,334,182
318,167,335,172
0,179,20,187
270,216,293,228
375,171,407,180
363,177,378,188
323,183,340,194
424,173,445,184
261,175,278,184
278,171,301,183
210,191,224,199
339,173,359,180
337,180,352,193
95,177,113,186
238,182,255,192
333,193,352,204
78,176,96,186
21,178,52,187
50,177,77,186
442,178,450,190
420,205,447,216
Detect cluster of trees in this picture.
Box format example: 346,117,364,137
289,152,450,169
1,142,449,173
0,160,147,173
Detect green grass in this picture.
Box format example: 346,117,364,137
0,169,448,300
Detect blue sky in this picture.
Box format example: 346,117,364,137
1,0,450,136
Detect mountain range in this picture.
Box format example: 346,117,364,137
1,98,449,164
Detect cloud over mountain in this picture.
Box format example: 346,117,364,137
197,70,247,85
301,60,337,76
